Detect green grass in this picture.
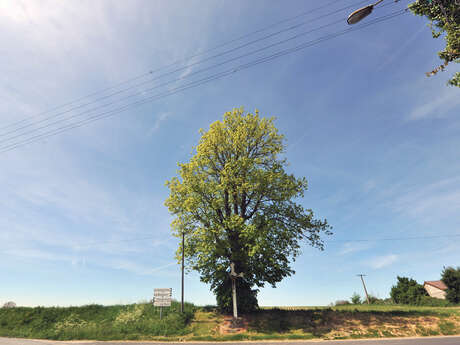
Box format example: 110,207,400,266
1,303,459,341
0,301,195,340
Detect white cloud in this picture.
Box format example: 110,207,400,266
376,24,426,72
409,87,460,121
149,112,171,134
363,179,377,193
339,242,373,255
390,176,460,223
369,254,398,269
112,260,178,276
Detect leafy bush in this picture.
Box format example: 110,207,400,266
367,295,382,304
390,276,427,305
441,266,460,304
351,293,361,305
417,295,451,307
335,300,350,306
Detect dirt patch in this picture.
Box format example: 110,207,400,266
243,309,460,339
219,316,248,334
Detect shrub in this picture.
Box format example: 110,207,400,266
351,293,361,305
441,266,460,304
335,300,350,306
390,276,427,305
417,295,451,307
367,295,382,304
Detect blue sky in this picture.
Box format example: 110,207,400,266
1,0,459,307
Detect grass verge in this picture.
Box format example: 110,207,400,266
0,301,195,340
0,303,459,341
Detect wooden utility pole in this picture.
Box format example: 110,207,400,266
357,274,370,304
181,232,185,313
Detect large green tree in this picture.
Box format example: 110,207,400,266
165,108,331,313
390,276,427,305
409,0,460,87
441,266,460,304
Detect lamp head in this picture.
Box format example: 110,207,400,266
347,5,374,24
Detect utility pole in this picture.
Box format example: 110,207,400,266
181,231,185,313
357,274,370,304
230,262,244,320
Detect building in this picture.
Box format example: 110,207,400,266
423,280,447,299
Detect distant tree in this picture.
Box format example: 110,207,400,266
409,0,460,87
351,292,362,305
335,300,350,306
441,266,460,304
390,276,428,305
2,301,16,308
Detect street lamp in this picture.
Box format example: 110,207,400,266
347,0,384,24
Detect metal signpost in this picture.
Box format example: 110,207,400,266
153,288,172,319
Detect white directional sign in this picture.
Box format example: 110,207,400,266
154,299,171,307
154,288,172,297
153,288,172,307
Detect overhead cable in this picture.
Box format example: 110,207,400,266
0,0,352,133
0,9,408,154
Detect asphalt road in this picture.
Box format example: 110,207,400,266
1,337,460,345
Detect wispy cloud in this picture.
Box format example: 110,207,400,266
111,260,178,276
149,112,171,134
339,242,373,255
369,254,398,269
390,176,460,223
376,24,426,72
409,87,460,121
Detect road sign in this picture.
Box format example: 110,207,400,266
154,288,172,297
154,299,171,307
153,288,172,308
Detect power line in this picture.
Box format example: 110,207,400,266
0,17,345,145
0,0,351,133
54,232,460,250
0,9,408,154
0,9,407,154
327,234,460,242
0,0,372,140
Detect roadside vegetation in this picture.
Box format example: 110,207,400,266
2,268,459,341
1,302,459,341
0,301,195,340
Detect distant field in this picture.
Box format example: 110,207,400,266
1,303,459,341
262,304,460,314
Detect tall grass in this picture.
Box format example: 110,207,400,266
0,301,195,340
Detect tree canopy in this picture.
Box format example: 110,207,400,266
390,276,427,304
441,266,460,304
165,108,331,312
409,0,460,87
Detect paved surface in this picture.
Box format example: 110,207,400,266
1,336,460,345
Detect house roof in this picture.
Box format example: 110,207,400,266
424,280,448,291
